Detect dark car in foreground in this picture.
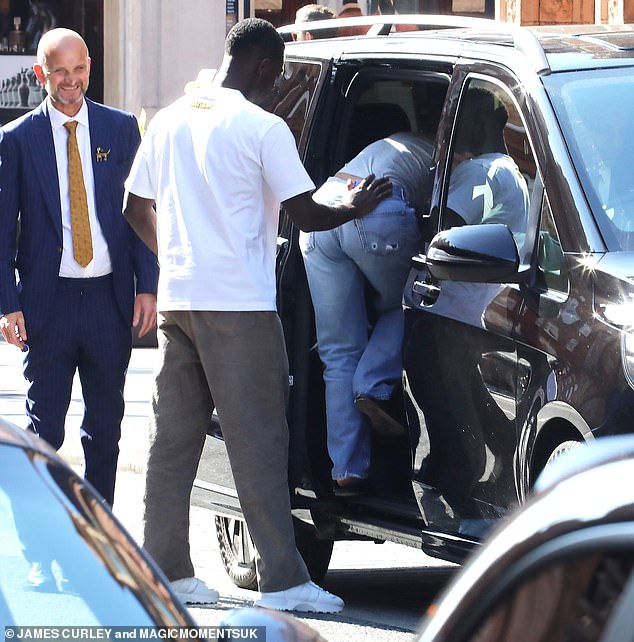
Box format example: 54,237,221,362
416,435,634,642
192,16,634,588
0,417,195,628
225,437,634,642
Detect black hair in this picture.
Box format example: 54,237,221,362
454,87,508,156
295,4,337,39
225,18,284,63
296,4,336,22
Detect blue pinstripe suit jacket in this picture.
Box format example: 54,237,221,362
0,98,158,336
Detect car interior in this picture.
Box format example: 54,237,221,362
274,60,552,522
283,71,452,503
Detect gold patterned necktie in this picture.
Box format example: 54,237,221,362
64,120,93,267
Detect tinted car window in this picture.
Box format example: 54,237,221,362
537,195,569,294
0,448,161,626
442,76,537,254
272,60,326,149
467,553,634,642
544,68,634,251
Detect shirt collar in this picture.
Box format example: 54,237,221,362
193,86,240,100
47,97,89,132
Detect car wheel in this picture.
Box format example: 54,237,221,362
215,516,258,590
545,440,583,467
215,516,335,590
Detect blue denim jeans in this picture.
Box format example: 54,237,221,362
301,181,421,480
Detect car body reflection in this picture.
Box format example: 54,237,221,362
0,418,196,628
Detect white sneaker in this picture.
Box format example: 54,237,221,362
171,577,219,604
27,562,55,588
254,580,344,613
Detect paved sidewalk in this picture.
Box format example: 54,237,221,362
0,341,155,473
0,340,440,638
0,341,260,614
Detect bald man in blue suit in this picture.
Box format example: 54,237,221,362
0,28,158,507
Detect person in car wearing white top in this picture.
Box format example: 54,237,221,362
446,87,529,239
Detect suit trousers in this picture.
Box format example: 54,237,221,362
23,275,131,505
142,310,310,592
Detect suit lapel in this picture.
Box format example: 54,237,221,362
27,102,62,242
86,99,113,240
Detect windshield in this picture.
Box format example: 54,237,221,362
544,68,634,251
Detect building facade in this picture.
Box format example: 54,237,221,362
0,0,632,125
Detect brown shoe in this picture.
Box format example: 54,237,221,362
354,395,406,436
333,477,368,497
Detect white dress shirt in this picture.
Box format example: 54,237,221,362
48,98,112,277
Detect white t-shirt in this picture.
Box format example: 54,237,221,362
447,153,529,237
340,132,434,211
125,87,315,311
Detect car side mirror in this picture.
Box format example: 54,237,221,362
425,224,524,283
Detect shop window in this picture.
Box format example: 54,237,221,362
0,0,103,104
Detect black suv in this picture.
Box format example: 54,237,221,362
192,16,634,589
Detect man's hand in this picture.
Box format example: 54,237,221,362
283,174,393,232
132,293,157,338
0,312,27,348
341,173,393,217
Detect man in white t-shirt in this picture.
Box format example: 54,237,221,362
124,18,390,612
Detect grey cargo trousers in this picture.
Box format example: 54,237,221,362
142,310,310,592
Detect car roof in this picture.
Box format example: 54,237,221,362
281,17,634,74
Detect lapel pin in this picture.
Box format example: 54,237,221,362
96,147,110,162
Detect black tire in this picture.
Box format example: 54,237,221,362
215,516,258,590
214,515,334,590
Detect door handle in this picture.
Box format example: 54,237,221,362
412,280,440,304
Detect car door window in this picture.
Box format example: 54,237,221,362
270,59,327,151
0,449,158,625
442,77,538,255
268,60,326,263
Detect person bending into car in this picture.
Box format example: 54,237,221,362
300,131,433,494
124,18,390,611
446,87,529,239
